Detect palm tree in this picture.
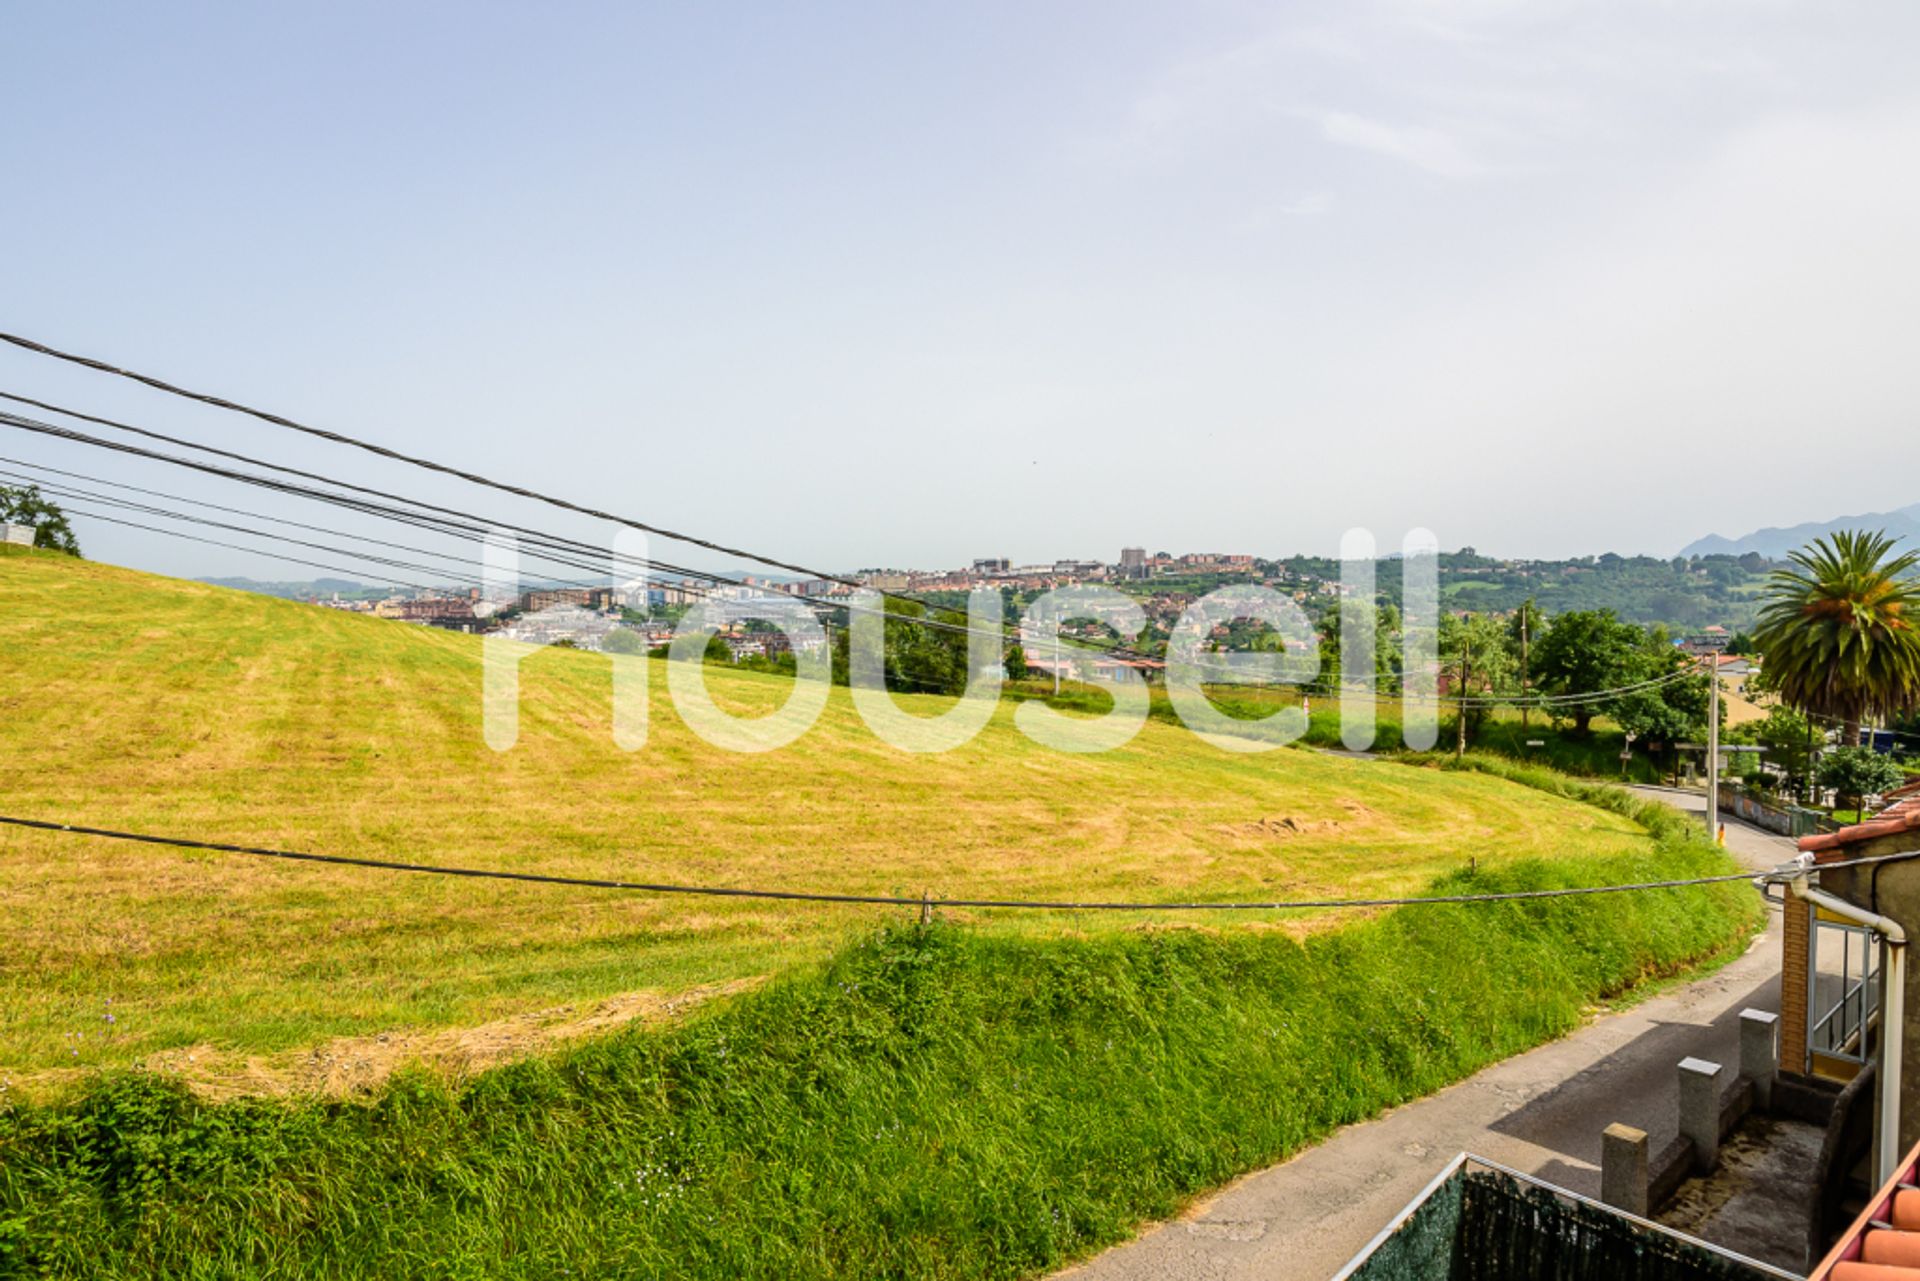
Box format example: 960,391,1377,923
1753,530,1920,744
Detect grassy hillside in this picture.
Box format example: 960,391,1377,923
0,812,1760,1280
5,550,1653,1094
0,550,1766,1278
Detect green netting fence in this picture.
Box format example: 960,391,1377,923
1341,1166,1785,1281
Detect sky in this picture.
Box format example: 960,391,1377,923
4,0,1919,583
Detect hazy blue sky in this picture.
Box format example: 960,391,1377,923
5,1,1918,582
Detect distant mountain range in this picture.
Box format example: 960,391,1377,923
1680,502,1920,559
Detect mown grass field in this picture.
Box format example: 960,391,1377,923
0,792,1761,1280
0,549,1663,1094
0,549,1768,1279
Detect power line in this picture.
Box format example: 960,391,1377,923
58,506,447,593
30,491,500,588
0,387,1712,705
0,330,897,597
0,404,758,593
0,400,1014,648
2,813,1875,912
0,461,648,597
0,340,1564,696
0,458,996,697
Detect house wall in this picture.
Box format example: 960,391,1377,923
1821,838,1920,1153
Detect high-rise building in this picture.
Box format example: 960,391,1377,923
1120,547,1147,578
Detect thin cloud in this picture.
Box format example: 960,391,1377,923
1311,109,1485,177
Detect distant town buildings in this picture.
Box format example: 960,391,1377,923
518,587,614,613
303,545,1297,637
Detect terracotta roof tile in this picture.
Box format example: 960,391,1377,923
1801,805,1920,857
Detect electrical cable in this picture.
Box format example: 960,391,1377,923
0,393,1715,704
2,813,1880,912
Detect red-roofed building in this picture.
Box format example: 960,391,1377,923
1779,780,1920,1148
1810,1138,1920,1279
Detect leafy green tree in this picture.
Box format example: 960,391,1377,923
603,625,648,656
1749,705,1817,794
1816,746,1907,818
0,484,81,556
1607,628,1711,746
834,599,973,696
1530,609,1644,736
1004,641,1029,682
1439,612,1515,751
1754,530,1920,745
1318,603,1406,692
1609,686,1695,745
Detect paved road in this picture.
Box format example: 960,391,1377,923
1057,789,1798,1281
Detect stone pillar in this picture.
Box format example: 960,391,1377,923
1780,900,1810,1073
1601,1123,1650,1217
1740,1009,1779,1112
1680,1057,1724,1172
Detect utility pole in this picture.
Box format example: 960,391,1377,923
1706,655,1721,840
1519,598,1532,732
1455,651,1470,760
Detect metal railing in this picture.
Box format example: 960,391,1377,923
1808,917,1880,1066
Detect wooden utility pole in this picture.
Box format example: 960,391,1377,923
1519,599,1532,731
1455,651,1470,760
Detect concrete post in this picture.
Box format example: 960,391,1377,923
1601,1123,1650,1217
1740,1009,1779,1112
1679,1057,1723,1173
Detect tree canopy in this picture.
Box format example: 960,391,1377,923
1816,746,1908,816
1754,530,1920,742
0,485,82,556
1529,609,1644,735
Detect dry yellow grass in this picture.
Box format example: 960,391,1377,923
0,549,1652,1088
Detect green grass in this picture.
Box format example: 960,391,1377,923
0,552,1663,1092
0,810,1759,1280
0,549,1765,1278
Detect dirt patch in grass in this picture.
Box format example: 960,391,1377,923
11,978,763,1102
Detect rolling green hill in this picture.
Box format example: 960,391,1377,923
5,547,1657,1093
0,547,1765,1279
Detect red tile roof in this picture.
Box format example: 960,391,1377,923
1814,1141,1920,1279
1800,794,1920,857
